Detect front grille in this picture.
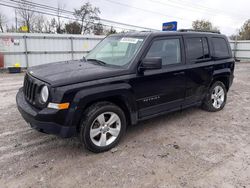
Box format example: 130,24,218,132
23,74,38,104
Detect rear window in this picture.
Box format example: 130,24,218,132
186,37,210,62
212,37,230,58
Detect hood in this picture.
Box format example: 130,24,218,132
28,60,128,86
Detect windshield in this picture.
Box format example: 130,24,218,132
85,36,145,67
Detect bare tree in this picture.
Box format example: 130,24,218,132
6,25,16,33
44,20,52,33
44,20,51,33
17,0,36,32
33,14,45,33
192,19,219,32
229,34,239,40
105,26,117,35
43,18,57,33
239,19,250,40
74,2,100,34
0,12,7,32
93,22,104,35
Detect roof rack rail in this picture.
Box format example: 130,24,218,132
178,29,221,34
140,30,153,32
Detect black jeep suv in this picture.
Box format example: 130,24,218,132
16,30,235,152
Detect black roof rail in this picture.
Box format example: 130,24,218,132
178,29,221,34
140,30,153,32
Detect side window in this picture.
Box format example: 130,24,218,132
186,37,210,62
186,38,203,61
212,37,230,58
145,38,181,65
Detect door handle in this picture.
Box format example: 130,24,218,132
173,71,185,76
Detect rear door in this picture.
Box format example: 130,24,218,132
183,36,214,107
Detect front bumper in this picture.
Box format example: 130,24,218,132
16,88,76,138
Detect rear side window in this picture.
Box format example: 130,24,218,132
186,37,210,62
145,38,181,65
212,37,230,58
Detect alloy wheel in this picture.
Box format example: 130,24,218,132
211,85,225,109
90,112,121,147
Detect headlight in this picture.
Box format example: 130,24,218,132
40,85,49,103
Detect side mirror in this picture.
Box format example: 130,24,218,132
81,56,86,62
139,57,162,72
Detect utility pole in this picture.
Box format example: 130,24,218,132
234,29,240,62
15,9,17,32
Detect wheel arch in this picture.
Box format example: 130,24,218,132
68,83,138,132
211,74,230,91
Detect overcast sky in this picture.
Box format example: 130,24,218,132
1,0,249,35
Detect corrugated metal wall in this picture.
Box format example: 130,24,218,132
0,33,104,68
230,40,250,62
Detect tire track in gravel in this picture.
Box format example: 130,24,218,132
0,136,59,162
0,128,33,138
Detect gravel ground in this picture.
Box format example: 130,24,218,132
0,63,250,188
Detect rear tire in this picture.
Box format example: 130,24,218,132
202,81,227,112
80,102,126,153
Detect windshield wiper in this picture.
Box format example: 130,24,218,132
87,58,106,65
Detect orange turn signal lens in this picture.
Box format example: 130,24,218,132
48,102,70,110
58,103,70,109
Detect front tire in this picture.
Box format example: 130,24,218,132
80,102,126,153
202,81,227,112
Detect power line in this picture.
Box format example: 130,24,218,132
168,0,249,19
100,0,194,22
102,0,246,25
9,0,73,15
1,0,74,17
3,0,243,33
3,0,75,19
150,0,247,21
5,0,159,31
0,2,133,31
103,0,246,23
101,0,242,30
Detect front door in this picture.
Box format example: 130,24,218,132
131,36,186,119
